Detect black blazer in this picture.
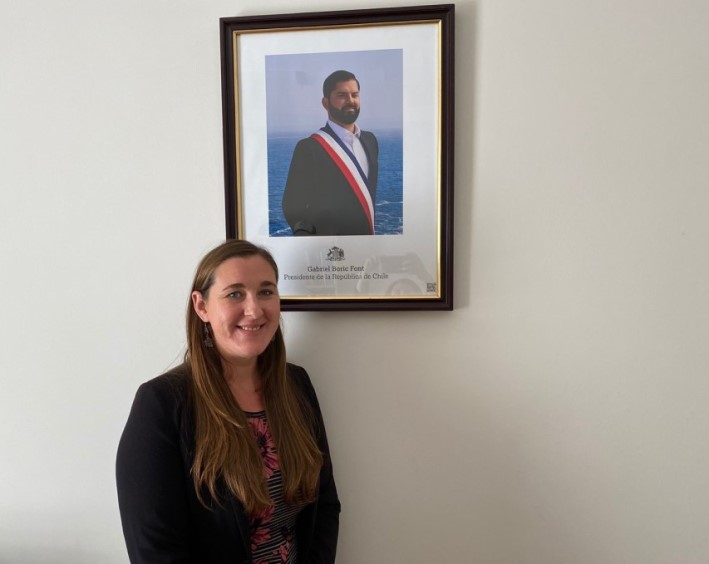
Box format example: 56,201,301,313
282,124,379,236
116,363,340,564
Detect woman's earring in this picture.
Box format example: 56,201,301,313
203,323,214,348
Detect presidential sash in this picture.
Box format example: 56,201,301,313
310,129,375,235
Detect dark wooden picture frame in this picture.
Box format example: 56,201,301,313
220,4,454,311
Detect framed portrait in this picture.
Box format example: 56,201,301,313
220,4,454,311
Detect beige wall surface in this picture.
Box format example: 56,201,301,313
1,1,708,562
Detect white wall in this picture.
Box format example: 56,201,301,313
1,0,708,562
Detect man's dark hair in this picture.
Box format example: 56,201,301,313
322,70,360,98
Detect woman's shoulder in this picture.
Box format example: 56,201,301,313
286,361,307,376
135,362,192,408
286,362,321,407
286,362,313,388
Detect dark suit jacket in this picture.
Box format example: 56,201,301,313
116,363,340,564
282,124,378,236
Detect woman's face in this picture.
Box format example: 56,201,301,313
192,255,280,367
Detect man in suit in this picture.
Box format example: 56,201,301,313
282,70,379,236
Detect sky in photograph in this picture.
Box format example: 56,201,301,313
265,49,403,136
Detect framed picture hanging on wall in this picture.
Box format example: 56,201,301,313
220,4,454,311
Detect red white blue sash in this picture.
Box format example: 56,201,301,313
311,130,375,235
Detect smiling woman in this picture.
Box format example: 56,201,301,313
116,240,340,564
191,254,282,382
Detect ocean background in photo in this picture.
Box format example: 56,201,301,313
267,130,403,236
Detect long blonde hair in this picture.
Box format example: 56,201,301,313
186,240,323,514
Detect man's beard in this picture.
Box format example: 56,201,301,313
329,105,360,125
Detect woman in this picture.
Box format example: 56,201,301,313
116,240,340,563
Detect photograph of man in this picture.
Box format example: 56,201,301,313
282,70,379,236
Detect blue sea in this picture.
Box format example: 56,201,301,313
267,130,403,236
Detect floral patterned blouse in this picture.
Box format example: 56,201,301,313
246,411,303,563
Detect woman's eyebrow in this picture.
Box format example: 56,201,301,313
221,281,276,292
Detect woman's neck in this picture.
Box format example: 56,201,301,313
223,361,264,412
